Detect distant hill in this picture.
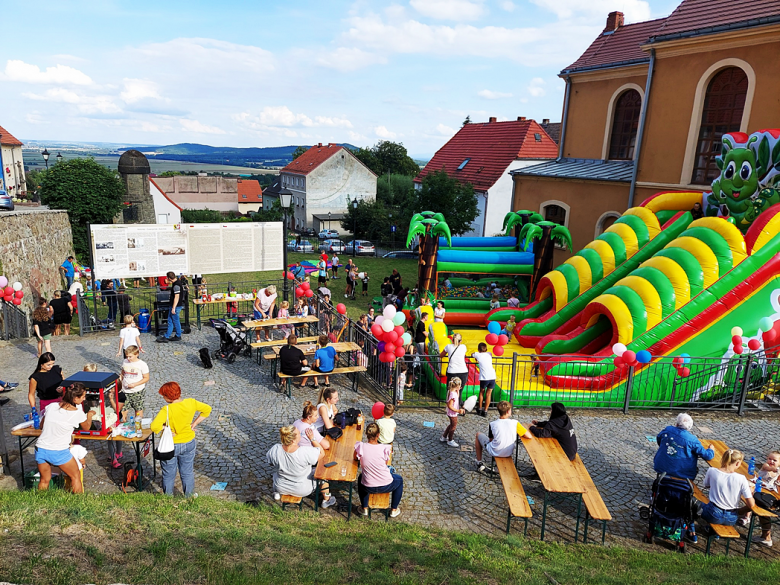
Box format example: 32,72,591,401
122,143,358,168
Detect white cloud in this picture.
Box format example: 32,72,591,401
180,119,227,134
410,0,486,21
375,125,397,139
499,1,515,12
316,47,387,72
121,79,163,103
529,0,651,22
478,89,513,99
527,77,546,97
436,123,456,136
235,107,353,131
23,87,121,114
3,59,93,85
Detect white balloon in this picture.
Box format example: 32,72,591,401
612,343,627,357
383,305,397,319
374,315,385,325
12,282,22,292
381,319,394,332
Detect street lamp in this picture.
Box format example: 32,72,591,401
56,153,63,164
279,188,293,302
328,211,331,232
389,212,394,251
41,148,50,170
351,197,358,258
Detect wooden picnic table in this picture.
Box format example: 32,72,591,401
192,296,257,330
242,315,318,329
703,439,778,557
520,434,585,540
314,423,363,520
11,427,156,491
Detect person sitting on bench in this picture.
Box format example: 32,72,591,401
529,402,578,461
311,335,336,389
355,422,403,518
279,335,310,388
474,401,532,473
653,412,714,481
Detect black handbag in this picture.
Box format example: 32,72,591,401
325,426,343,440
754,491,779,511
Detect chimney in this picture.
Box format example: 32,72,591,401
317,143,322,147
604,11,624,33
517,116,526,121
542,118,550,124
489,116,497,123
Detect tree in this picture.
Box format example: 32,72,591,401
414,170,479,236
39,158,125,262
291,146,308,160
25,168,48,198
250,198,283,222
351,146,381,176
351,141,420,177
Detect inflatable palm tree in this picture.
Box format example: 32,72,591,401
503,210,543,242
521,220,573,294
407,212,452,298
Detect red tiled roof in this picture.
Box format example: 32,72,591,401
0,125,23,146
414,119,558,191
563,18,664,73
281,143,344,176
237,179,262,203
651,0,780,40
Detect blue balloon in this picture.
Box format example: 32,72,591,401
487,321,501,335
636,350,652,364
680,352,691,364
377,342,386,352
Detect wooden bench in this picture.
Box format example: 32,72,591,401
494,457,532,535
691,484,741,555
280,494,303,511
367,492,392,520
277,366,367,397
571,455,612,545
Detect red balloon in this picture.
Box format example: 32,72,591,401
678,367,691,377
13,297,21,305
486,333,499,345
3,295,12,303
732,335,743,346
336,303,347,314
733,344,744,355
672,356,684,368
621,350,636,364
295,287,304,297
301,281,311,290
2,286,11,296
629,359,639,367
304,289,313,298
497,334,509,346
394,325,405,337
385,343,396,354
748,338,761,351
395,346,406,358
372,402,385,419
371,323,383,337
763,329,778,343
384,330,398,343
493,345,505,356
14,290,23,299
383,351,396,363
285,271,295,280
613,356,625,368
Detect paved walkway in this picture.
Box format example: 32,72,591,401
2,328,779,558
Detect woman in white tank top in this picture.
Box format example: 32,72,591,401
315,387,339,432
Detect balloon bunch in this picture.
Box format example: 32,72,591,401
371,305,411,363
0,277,24,306
294,281,314,298
611,343,652,369
672,353,691,377
485,321,509,356
760,317,777,346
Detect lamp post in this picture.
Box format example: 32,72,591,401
0,134,4,192
56,153,63,164
41,148,50,170
328,211,331,232
279,188,293,302
351,197,358,258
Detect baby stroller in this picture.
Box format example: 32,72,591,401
210,319,251,364
641,473,699,553
382,294,398,311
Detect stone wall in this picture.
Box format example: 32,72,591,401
0,209,74,327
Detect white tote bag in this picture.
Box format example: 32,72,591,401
153,406,175,461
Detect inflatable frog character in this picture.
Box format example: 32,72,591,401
705,130,780,232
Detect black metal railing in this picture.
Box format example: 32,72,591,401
0,300,30,340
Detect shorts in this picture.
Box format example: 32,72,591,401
318,275,327,285
313,365,333,374
35,447,74,467
477,432,490,449
253,309,269,320
362,283,368,291
117,391,127,404
124,389,146,412
42,334,52,341
479,380,496,391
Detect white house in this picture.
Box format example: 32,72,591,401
0,125,26,197
150,178,182,224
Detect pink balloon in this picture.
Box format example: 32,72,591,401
497,334,509,346
486,333,498,345
295,287,304,297
385,343,396,354
394,346,406,358
493,345,504,356
14,290,23,299
372,401,385,420
336,303,347,315
12,298,21,305
733,344,744,355
371,324,383,337
621,350,636,365
304,289,313,298
748,338,761,351
384,330,398,344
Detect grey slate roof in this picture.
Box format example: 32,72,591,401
511,158,635,182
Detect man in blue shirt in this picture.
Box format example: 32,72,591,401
60,256,75,289
654,413,714,480
291,262,307,282
311,334,336,389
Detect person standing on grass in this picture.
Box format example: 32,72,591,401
151,381,211,497
440,378,464,448
355,422,403,518
317,256,328,287
59,255,76,290
389,269,402,294
156,272,182,343
121,346,150,419
345,267,355,299
474,401,532,472
361,271,370,297
28,353,64,411
35,383,95,493
117,314,144,358
33,299,53,357
472,343,496,417
381,277,393,299
331,253,340,279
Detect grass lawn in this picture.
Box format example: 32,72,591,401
203,252,420,321
1,491,777,585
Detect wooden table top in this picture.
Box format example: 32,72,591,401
520,434,585,494
193,297,255,305
242,315,319,328
272,342,360,356
11,427,154,443
314,424,363,483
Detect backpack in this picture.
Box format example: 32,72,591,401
199,347,213,369
121,462,139,493
333,408,362,428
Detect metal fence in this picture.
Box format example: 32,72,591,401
0,300,30,341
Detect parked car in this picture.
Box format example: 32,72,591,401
288,239,314,253
302,227,317,237
345,240,376,256
382,250,419,259
0,190,13,211
319,239,346,253
318,229,340,239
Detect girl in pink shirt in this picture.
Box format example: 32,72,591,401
354,422,403,517
440,378,464,448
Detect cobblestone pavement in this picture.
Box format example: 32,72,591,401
2,328,780,558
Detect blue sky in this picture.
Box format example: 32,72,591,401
0,0,680,157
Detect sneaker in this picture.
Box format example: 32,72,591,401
687,533,698,544
5,383,18,389
360,506,369,516
737,517,749,527
752,535,773,547
447,440,460,448
477,462,486,473
322,495,337,509
390,508,401,518
273,492,281,501
156,337,169,343
170,336,182,342
111,455,122,469
439,436,447,443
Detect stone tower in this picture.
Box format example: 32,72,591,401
117,150,155,224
